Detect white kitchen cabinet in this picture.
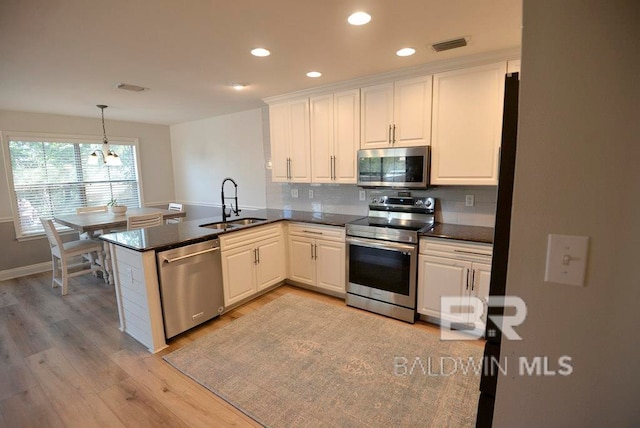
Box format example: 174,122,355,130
269,98,311,182
220,223,286,307
360,75,432,148
310,89,360,184
109,244,167,353
255,237,286,291
288,235,316,284
287,222,346,294
315,239,346,292
431,61,507,185
417,238,492,335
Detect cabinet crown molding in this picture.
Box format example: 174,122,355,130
262,47,520,105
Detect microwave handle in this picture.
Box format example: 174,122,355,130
346,236,415,253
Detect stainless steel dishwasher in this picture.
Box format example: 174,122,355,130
156,239,224,338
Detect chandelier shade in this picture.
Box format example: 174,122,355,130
88,105,122,166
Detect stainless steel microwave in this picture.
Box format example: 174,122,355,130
357,146,430,189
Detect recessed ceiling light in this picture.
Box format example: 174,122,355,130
306,71,322,78
231,83,247,90
396,47,416,57
251,48,271,57
347,11,371,26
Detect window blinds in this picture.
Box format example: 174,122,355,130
6,137,141,237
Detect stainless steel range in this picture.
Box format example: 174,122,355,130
346,195,435,323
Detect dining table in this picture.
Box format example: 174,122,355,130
54,207,186,284
54,207,185,236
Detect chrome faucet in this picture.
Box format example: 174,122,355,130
221,177,241,222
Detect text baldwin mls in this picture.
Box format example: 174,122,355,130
394,355,573,377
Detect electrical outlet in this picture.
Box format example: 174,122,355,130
309,189,314,199
465,194,475,207
359,190,366,201
291,188,299,199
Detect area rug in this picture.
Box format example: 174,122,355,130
164,294,483,427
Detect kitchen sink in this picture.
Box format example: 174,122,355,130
226,217,267,226
199,222,239,230
199,218,267,230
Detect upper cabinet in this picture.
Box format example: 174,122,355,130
431,62,507,185
360,75,432,149
267,56,518,186
269,98,311,183
310,89,360,184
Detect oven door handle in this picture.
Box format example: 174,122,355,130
346,236,416,253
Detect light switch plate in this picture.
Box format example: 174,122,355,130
308,189,314,199
465,195,475,207
291,188,298,199
359,190,366,201
544,234,589,286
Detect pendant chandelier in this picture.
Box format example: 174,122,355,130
88,104,122,166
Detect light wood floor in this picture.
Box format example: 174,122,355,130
0,272,482,427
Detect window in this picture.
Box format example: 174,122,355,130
3,132,142,238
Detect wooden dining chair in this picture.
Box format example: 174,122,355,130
127,212,164,230
76,205,108,214
76,205,108,238
167,202,183,224
41,218,105,296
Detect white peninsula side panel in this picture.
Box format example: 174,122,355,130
109,243,167,353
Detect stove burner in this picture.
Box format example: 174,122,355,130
346,196,435,243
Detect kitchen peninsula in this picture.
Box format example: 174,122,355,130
100,209,363,353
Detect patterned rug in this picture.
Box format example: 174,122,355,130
164,294,483,427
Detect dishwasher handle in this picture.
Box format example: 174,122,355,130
161,247,220,264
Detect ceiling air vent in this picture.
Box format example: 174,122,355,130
431,37,468,52
117,83,147,92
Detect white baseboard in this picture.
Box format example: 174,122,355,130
0,261,52,282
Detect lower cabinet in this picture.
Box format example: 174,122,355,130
287,222,346,294
417,238,492,333
220,223,286,307
110,244,167,353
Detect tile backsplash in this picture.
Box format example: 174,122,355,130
265,181,497,227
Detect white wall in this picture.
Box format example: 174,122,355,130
170,108,267,209
494,0,639,426
0,109,174,271
0,109,175,213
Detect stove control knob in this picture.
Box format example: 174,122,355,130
371,198,378,204
415,200,423,206
425,199,432,208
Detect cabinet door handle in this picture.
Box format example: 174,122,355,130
257,247,260,264
392,124,396,144
288,158,292,179
465,268,470,290
314,243,318,260
329,156,333,180
302,230,323,235
253,248,258,265
332,156,336,180
310,243,314,260
330,155,334,180
471,269,476,291
388,125,392,145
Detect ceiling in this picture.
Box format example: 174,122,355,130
0,0,522,125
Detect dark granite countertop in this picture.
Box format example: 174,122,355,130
100,209,365,252
420,223,495,244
